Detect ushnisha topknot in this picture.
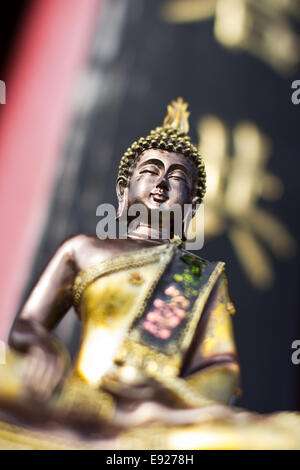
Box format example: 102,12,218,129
117,98,206,204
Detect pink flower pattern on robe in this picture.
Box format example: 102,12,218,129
142,285,191,339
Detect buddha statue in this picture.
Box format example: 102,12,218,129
0,99,299,450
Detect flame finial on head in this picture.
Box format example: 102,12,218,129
163,97,190,133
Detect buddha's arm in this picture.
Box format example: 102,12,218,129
8,236,81,397
181,272,240,405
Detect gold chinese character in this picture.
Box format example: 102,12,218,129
191,115,297,288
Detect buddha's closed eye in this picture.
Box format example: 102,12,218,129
169,172,189,183
140,167,160,176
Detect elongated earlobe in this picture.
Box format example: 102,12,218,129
182,204,193,241
116,179,129,220
191,195,200,219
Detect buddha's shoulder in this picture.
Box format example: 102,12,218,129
58,234,171,271
59,234,146,252
59,236,226,269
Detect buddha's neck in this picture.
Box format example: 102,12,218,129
127,223,173,242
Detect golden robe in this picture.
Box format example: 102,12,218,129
0,241,299,449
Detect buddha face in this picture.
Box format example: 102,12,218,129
126,149,196,212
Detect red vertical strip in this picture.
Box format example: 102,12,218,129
0,0,101,340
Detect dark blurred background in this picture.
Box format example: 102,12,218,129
0,0,300,415
0,2,28,76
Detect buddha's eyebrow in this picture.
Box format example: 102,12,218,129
167,163,192,181
138,159,164,170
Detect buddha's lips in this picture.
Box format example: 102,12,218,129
150,191,168,203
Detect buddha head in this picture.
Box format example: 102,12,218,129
116,98,206,238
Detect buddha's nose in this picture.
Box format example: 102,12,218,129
156,175,169,191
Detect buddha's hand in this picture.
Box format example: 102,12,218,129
24,337,70,402
100,366,162,402
114,401,238,429
9,318,70,401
